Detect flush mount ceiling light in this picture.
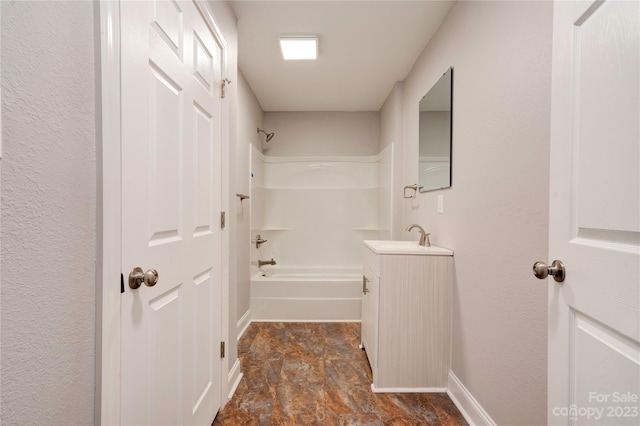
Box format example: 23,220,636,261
279,36,318,60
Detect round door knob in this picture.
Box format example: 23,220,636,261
533,260,566,283
144,269,159,287
129,267,160,289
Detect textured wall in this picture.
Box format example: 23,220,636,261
379,82,404,238
1,1,96,423
391,1,552,424
263,112,380,156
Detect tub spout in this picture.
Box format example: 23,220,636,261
405,224,431,247
258,258,276,267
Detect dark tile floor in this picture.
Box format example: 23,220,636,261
213,322,467,425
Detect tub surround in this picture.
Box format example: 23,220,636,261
250,267,362,322
251,148,392,268
250,147,392,321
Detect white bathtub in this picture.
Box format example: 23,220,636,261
250,266,363,321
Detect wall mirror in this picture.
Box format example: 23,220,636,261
418,67,453,193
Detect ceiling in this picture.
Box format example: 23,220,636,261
229,1,454,112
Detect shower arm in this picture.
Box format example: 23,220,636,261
257,127,275,143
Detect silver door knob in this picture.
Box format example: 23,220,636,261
129,267,159,289
532,260,565,283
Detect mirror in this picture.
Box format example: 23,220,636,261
418,67,453,193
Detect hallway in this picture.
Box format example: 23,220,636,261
214,322,467,425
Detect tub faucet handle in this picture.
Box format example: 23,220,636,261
253,234,268,248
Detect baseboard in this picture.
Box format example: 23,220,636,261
237,309,251,341
227,358,243,400
371,384,448,393
447,371,496,426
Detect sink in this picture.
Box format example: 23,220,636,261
363,240,453,256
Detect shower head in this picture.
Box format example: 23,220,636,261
257,127,275,143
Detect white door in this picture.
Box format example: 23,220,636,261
547,0,639,424
120,1,224,424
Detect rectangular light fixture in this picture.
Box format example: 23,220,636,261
279,36,318,60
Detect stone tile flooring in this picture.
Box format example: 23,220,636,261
213,322,467,425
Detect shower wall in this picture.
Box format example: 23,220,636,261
252,148,391,266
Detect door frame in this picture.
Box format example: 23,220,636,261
96,2,230,424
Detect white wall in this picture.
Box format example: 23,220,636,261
263,111,380,156
236,70,263,329
380,82,405,239
1,1,96,423
384,1,552,424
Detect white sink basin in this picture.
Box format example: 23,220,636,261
363,240,453,256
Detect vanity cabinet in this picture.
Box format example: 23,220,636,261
361,240,453,392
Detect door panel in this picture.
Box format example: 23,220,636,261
152,0,183,55
148,62,183,244
148,286,183,425
121,1,224,424
193,102,214,236
573,312,640,426
192,268,213,415
549,0,639,424
575,0,639,235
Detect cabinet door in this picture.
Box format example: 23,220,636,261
361,269,379,370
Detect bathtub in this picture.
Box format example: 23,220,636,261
250,266,363,321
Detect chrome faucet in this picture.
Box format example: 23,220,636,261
258,258,276,267
405,224,431,247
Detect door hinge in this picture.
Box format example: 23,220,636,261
221,78,231,98
220,341,226,358
220,211,226,229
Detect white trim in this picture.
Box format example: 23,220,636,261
371,384,448,393
97,2,121,424
194,0,231,412
227,359,243,401
98,1,230,423
237,309,252,341
447,370,497,426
